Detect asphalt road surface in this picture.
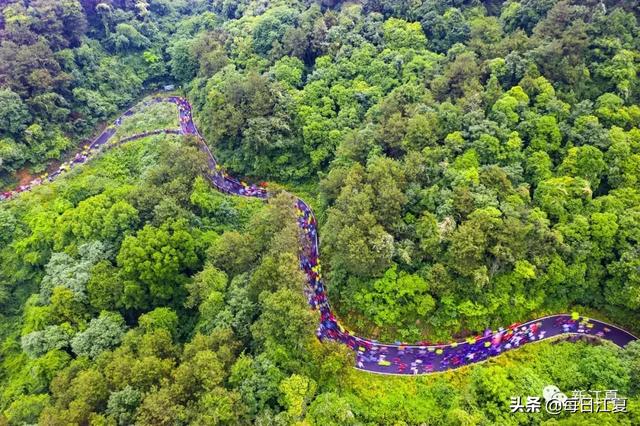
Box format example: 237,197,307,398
3,97,637,375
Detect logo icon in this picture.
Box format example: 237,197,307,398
543,385,568,403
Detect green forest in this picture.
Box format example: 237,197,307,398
1,0,640,424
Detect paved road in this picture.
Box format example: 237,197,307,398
2,97,637,375
1,97,173,199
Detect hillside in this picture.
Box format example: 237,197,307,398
1,0,640,424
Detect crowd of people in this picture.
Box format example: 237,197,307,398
1,129,114,202
0,98,165,202
3,96,637,375
174,96,268,199
292,195,628,373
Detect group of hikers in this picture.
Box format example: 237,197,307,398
293,194,616,373
1,125,113,202
295,198,381,356
350,315,613,374
0,98,167,202
174,97,268,199
3,95,635,375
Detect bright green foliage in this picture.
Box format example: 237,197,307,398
307,392,357,425
558,146,607,189
138,308,179,339
382,18,427,50
1,1,640,424
3,393,49,425
353,265,434,336
534,176,592,222
278,373,317,419
113,101,180,140
117,220,201,306
492,86,529,124
269,56,304,88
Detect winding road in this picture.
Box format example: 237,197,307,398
2,96,637,375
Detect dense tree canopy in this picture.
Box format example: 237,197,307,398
2,0,640,424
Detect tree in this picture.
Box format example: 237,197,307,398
0,209,18,248
48,288,88,330
0,88,31,136
269,56,305,88
382,18,427,50
228,354,284,416
22,124,71,167
21,324,73,358
251,288,316,358
416,211,440,257
44,367,109,423
606,248,640,310
168,38,198,82
491,86,529,125
71,312,126,359
353,265,435,335
117,220,200,306
0,137,26,175
622,340,640,394
569,115,608,149
251,7,297,56
138,308,179,339
110,23,150,52
185,263,228,309
278,374,317,420
3,2,640,424
403,112,439,151
420,6,470,52
323,164,395,278
53,194,139,250
306,393,356,426
605,128,640,189
534,176,592,222
87,261,124,312
525,150,553,185
39,241,110,304
135,386,185,426
3,394,50,425
595,93,635,128
106,385,142,426
173,350,225,399
207,231,258,277
196,68,299,179
557,145,606,189
27,0,87,49
596,49,639,101
190,388,245,425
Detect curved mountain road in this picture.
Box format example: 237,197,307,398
2,96,637,375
